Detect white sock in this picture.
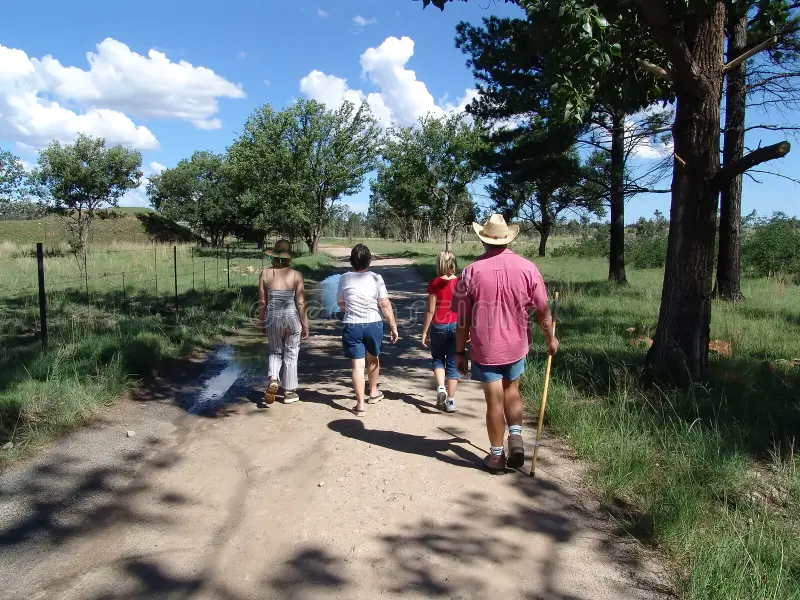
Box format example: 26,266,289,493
437,385,446,392
509,424,522,437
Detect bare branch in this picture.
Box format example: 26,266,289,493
742,124,800,133
715,141,791,187
748,168,800,185
747,72,800,92
725,36,777,72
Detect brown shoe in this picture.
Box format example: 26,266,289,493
264,380,279,405
507,435,525,469
483,452,506,474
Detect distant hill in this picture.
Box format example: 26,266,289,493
0,209,203,246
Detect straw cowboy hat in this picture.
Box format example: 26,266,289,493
268,240,292,260
473,214,520,245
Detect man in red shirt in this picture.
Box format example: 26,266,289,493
454,214,559,473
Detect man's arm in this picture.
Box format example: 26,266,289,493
535,306,559,355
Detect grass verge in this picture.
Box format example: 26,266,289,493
397,243,800,600
0,250,334,468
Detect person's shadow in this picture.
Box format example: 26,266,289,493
327,419,482,471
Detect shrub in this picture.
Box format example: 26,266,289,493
627,233,668,269
741,214,800,280
552,227,609,259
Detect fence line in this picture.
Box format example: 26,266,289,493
3,243,277,349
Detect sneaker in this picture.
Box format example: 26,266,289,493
264,380,279,405
507,434,525,469
483,452,506,474
283,390,300,404
444,398,456,413
436,389,447,410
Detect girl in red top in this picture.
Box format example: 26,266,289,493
421,251,460,413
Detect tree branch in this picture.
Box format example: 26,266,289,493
747,72,800,92
742,124,800,133
638,0,702,90
715,141,791,187
724,36,777,72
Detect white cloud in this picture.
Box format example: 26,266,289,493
149,161,166,174
353,16,377,27
317,8,329,18
237,51,247,59
264,79,271,87
1,39,245,150
0,44,159,150
34,38,245,124
120,180,151,207
300,36,476,129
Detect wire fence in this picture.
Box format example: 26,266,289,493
0,241,301,349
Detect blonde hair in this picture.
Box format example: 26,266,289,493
436,251,457,277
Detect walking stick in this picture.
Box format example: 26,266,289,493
531,291,559,477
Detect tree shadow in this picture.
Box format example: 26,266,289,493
135,213,204,244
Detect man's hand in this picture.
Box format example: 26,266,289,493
301,324,310,340
390,327,400,344
456,353,468,376
547,336,559,356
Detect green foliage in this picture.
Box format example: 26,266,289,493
371,112,484,247
742,213,800,280
229,99,381,252
147,151,234,246
32,135,143,266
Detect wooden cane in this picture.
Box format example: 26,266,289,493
531,291,559,477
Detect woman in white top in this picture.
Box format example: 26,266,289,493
337,244,399,416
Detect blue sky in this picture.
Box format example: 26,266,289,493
1,0,797,222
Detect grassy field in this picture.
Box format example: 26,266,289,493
371,240,800,600
0,210,197,250
0,244,334,466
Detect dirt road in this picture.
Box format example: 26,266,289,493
0,249,667,600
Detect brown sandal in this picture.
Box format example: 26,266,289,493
264,380,279,405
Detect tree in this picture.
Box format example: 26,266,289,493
487,137,605,256
0,148,39,220
231,99,381,254
455,8,672,284
148,151,235,246
420,0,793,378
34,134,142,273
716,1,800,300
376,113,484,251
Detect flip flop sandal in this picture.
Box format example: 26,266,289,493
366,391,384,405
352,406,366,417
264,380,279,405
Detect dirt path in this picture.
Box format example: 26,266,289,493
0,249,668,600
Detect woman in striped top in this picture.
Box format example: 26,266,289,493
258,240,309,404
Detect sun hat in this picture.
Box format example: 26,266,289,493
268,240,292,260
473,214,520,245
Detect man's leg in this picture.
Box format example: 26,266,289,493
481,380,506,449
503,377,525,468
352,358,366,411
366,353,380,398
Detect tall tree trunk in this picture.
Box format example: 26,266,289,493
715,7,747,300
538,212,552,257
644,3,725,379
609,111,628,284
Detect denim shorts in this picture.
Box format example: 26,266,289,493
342,322,384,359
430,322,460,381
471,357,526,383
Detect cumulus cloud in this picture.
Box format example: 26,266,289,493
300,36,476,128
237,51,247,59
0,38,245,151
149,161,166,174
352,16,377,27
317,8,329,18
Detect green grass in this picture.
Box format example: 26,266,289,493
0,211,197,250
393,241,800,600
0,245,334,467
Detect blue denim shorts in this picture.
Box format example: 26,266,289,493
342,322,384,359
471,357,526,383
430,322,460,381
